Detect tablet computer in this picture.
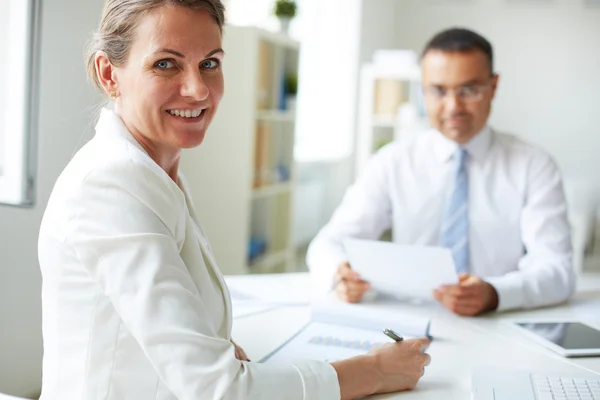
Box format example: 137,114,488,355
511,321,600,357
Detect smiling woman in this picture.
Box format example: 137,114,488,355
86,1,225,179
0,0,40,207
37,1,430,399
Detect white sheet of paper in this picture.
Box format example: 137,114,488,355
343,238,458,300
224,272,312,305
231,301,279,319
311,297,431,338
263,322,407,364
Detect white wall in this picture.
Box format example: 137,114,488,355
390,0,600,187
0,0,103,396
0,1,9,172
358,0,396,65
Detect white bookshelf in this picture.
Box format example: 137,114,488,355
252,182,292,200
256,110,296,122
356,63,428,174
180,26,299,275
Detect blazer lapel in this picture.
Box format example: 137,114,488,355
177,175,233,336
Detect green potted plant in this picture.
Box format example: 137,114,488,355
274,0,297,34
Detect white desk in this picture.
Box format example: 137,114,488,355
228,273,600,399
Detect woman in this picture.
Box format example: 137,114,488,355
38,1,431,399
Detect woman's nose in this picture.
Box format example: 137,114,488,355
181,71,209,101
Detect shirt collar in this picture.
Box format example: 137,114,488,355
432,125,493,164
95,106,184,184
95,106,148,155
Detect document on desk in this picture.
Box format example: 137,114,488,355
264,322,398,363
344,238,458,300
225,272,311,305
231,301,278,319
262,299,430,364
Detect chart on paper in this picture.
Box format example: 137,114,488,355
263,322,406,363
307,334,383,352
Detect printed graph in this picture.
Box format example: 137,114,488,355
307,335,384,351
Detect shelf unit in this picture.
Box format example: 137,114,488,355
252,182,292,200
256,110,296,122
180,26,300,275
356,63,428,174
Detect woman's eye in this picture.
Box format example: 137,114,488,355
155,60,175,69
201,59,221,69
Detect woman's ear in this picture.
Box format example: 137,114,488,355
95,51,119,98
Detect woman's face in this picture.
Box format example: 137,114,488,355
113,5,224,154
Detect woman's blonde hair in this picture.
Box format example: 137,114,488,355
85,0,226,93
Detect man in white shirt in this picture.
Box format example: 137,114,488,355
306,28,575,316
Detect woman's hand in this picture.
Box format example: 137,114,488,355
368,337,431,393
331,337,431,399
231,339,250,362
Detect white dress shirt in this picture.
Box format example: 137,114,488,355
306,127,575,311
38,108,340,400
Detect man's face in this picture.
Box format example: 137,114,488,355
421,50,498,144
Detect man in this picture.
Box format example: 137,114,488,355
306,28,574,316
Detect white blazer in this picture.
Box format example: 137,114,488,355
38,108,340,400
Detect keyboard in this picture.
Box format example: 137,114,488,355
533,374,600,400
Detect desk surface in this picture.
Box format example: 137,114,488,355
229,272,600,399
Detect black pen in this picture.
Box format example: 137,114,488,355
383,328,404,342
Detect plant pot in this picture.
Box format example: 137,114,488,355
285,95,297,112
278,17,291,34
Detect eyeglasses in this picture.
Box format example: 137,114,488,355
423,82,491,103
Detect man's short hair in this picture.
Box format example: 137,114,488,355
422,28,494,75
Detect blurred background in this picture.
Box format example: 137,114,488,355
1,0,599,397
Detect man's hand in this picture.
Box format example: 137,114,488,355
433,273,499,316
334,262,371,303
231,339,250,361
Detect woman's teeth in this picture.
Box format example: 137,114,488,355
169,109,203,118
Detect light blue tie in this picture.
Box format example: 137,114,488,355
441,148,469,274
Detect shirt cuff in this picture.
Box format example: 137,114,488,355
292,359,341,400
486,273,525,312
